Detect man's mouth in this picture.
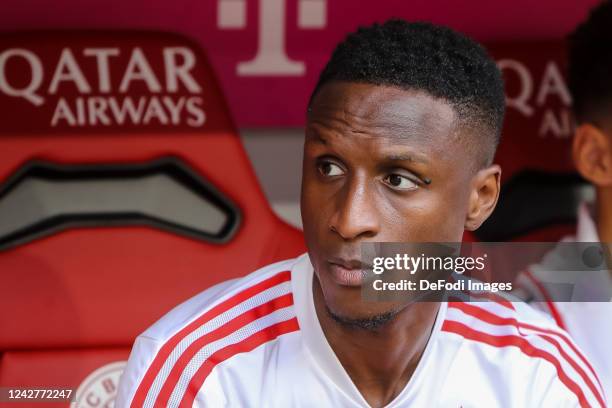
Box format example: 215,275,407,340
327,257,368,287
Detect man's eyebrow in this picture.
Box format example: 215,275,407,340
384,153,429,163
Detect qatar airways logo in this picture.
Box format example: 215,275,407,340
0,46,206,128
217,0,327,76
498,59,573,138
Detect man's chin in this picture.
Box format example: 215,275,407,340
325,304,402,331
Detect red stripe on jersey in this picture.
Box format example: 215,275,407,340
154,293,295,407
448,275,515,310
448,302,604,402
130,270,292,408
522,269,567,330
442,320,593,408
447,303,604,407
179,317,301,407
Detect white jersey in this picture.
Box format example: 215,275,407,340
116,253,605,408
517,202,612,401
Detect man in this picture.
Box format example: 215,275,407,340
116,20,603,407
516,0,612,399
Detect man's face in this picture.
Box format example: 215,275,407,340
301,81,489,322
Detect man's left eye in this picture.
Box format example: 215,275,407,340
383,174,418,190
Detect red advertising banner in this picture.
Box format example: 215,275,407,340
0,0,599,129
0,31,234,134
488,42,573,180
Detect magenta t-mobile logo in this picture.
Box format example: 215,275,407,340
217,0,327,76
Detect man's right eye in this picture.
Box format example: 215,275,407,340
318,161,345,177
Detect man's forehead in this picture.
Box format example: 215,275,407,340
308,82,458,139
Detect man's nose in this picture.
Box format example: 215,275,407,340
328,177,380,241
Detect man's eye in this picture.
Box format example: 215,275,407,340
384,174,418,190
318,162,344,177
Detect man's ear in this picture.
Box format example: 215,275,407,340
573,123,612,187
465,165,501,231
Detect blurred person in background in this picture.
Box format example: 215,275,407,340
516,0,612,400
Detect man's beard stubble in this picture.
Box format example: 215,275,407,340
325,304,402,331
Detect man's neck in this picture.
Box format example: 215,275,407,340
312,278,440,408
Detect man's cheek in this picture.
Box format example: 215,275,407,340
388,208,450,240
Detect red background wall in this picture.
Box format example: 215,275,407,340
0,0,600,127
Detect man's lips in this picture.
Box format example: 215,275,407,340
327,258,369,287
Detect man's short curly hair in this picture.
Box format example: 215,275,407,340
310,19,505,165
568,1,612,124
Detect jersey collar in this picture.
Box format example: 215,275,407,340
290,253,447,407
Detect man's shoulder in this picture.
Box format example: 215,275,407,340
442,300,606,407
116,255,305,408
443,299,563,345
141,255,302,343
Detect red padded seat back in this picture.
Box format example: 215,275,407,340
0,31,304,406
